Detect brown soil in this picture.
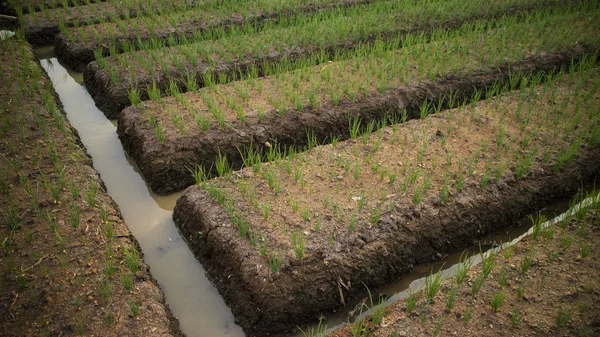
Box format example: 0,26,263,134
22,0,200,46
328,202,600,337
0,39,181,336
83,0,560,117
172,66,600,336
119,45,598,195
54,0,370,71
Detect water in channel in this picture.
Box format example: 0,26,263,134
38,51,245,337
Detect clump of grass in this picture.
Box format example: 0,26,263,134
489,292,505,312
406,289,416,314
123,246,139,274
268,253,282,273
521,248,533,274
298,318,327,337
423,267,445,303
471,274,486,296
579,241,591,258
556,307,573,329
481,250,496,277
86,180,98,207
455,250,472,285
444,282,457,312
510,310,523,326
291,232,305,260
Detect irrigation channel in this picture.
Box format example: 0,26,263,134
37,45,596,336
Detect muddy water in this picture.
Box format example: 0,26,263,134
39,55,244,337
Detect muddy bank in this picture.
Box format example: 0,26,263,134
119,45,598,195
173,145,600,336
55,0,370,71
85,0,560,117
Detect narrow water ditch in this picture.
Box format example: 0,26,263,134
37,49,245,337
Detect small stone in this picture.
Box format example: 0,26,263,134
489,324,493,329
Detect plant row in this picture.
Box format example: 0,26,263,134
118,7,600,193
84,0,564,116
20,0,209,44
55,0,371,70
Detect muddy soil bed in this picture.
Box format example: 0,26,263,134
55,0,369,71
329,199,600,337
83,0,560,118
173,147,600,337
171,63,600,336
0,39,181,336
23,0,200,46
0,0,106,16
118,46,598,195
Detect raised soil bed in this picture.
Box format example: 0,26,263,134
22,0,201,46
54,0,370,71
172,67,600,336
84,0,563,118
118,30,600,194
